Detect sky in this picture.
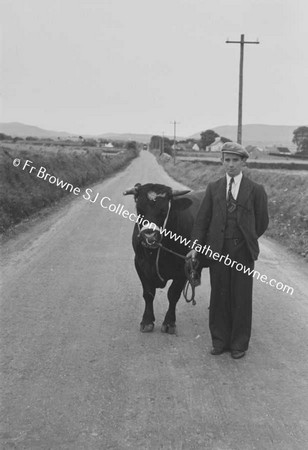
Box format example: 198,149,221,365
1,0,307,137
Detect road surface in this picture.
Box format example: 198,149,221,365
1,151,308,450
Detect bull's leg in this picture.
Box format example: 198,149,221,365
140,287,156,333
161,278,185,334
135,260,156,332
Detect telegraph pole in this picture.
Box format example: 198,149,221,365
226,34,259,144
170,120,179,163
160,131,165,155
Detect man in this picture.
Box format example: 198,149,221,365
187,142,269,359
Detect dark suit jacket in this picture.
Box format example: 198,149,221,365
191,175,269,261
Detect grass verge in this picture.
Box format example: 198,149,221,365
157,153,308,259
0,145,139,233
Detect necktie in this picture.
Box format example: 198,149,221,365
227,177,236,212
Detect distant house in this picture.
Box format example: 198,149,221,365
105,142,114,148
192,143,200,151
68,135,80,142
267,145,293,157
268,146,292,155
206,137,224,152
161,153,171,161
277,146,292,155
246,145,263,152
246,145,264,159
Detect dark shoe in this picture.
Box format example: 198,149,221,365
211,347,224,355
231,350,245,359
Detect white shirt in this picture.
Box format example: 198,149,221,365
226,172,243,200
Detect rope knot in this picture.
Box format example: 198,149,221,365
183,258,200,305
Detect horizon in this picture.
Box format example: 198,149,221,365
0,121,303,139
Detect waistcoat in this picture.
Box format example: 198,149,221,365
224,202,244,239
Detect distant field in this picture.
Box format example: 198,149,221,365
0,143,138,233
173,151,308,170
177,156,308,170
176,150,292,159
2,141,122,155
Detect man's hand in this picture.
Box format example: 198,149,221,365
186,249,198,260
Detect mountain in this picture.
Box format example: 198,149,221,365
1,122,302,147
190,124,300,147
0,123,154,142
0,122,73,138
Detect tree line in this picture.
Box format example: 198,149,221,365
292,126,308,153
0,133,139,151
149,126,308,154
149,129,231,154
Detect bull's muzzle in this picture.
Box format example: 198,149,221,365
138,225,162,249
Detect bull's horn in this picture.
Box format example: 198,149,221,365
172,189,191,197
123,187,137,196
123,183,141,196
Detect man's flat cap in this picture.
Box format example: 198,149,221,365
221,142,249,159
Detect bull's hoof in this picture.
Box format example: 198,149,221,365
161,324,176,334
140,323,154,333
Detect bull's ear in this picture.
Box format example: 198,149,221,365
172,189,191,197
123,183,141,196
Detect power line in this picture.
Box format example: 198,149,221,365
170,120,180,163
226,34,259,144
160,131,165,155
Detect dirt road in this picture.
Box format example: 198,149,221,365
1,151,308,450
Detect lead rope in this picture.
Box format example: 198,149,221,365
155,200,200,304
157,244,200,305
155,201,171,283
139,200,199,304
183,257,200,305
136,202,171,283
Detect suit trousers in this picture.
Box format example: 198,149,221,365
209,239,254,351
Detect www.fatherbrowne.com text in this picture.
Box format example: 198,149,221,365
13,159,294,296
158,226,294,296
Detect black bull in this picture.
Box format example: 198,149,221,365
123,183,205,334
